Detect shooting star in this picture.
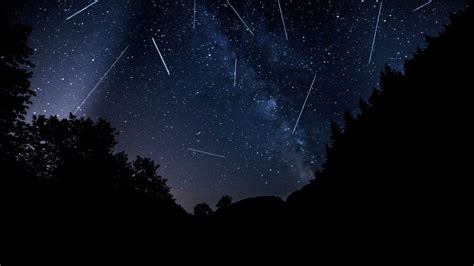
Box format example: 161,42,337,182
226,0,255,36
233,57,237,87
193,0,196,30
74,45,129,115
152,37,171,76
66,0,99,21
292,73,317,135
413,0,432,12
368,0,383,65
187,148,226,159
277,0,288,41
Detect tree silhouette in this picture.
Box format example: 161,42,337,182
19,114,182,209
287,2,473,244
0,10,187,230
130,156,174,203
0,16,34,136
0,11,35,191
216,195,233,210
194,203,213,217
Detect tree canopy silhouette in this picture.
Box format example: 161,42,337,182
216,195,233,210
194,203,213,217
0,10,35,191
287,1,472,244
0,15,186,228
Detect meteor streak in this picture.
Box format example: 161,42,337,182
152,37,171,76
187,148,226,159
368,0,383,65
74,45,129,115
292,73,317,135
66,0,99,21
226,0,255,36
413,0,432,12
277,0,288,41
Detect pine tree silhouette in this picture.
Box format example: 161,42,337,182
0,8,36,195
287,2,472,246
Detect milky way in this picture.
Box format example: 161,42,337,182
8,0,465,210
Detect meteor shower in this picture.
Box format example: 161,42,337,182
1,0,470,250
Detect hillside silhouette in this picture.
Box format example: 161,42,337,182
1,1,471,248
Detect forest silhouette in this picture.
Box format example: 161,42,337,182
1,1,471,246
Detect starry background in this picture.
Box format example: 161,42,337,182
5,0,466,211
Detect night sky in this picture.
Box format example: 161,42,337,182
7,0,465,211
